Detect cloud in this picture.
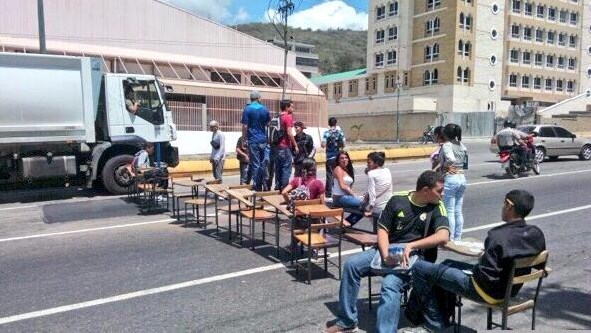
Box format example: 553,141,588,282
161,0,233,22
265,0,367,31
232,7,250,24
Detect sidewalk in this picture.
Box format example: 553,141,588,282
170,143,438,174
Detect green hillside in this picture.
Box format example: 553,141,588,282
236,23,367,75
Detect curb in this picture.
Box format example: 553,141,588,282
169,146,437,174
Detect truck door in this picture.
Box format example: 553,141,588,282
120,79,167,142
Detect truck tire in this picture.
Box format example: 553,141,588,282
101,154,134,195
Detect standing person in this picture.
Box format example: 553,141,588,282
409,190,545,332
439,123,467,240
235,135,251,185
241,91,270,190
363,152,392,228
324,171,449,333
331,151,364,227
274,100,298,190
430,126,445,171
209,120,225,182
293,121,316,177
321,117,345,197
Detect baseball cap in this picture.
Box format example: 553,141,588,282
294,121,306,129
250,90,261,100
209,120,219,127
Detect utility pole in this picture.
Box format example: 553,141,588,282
37,0,46,54
277,0,295,100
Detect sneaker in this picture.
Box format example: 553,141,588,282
325,324,358,333
155,195,166,202
398,326,432,333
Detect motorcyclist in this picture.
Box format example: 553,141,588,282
496,121,530,166
422,124,435,143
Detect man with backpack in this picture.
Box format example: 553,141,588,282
321,117,345,197
241,91,270,191
272,100,298,190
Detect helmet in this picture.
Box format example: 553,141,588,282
503,120,512,128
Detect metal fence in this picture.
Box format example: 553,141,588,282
168,101,204,131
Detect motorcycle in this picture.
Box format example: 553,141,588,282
498,135,540,178
419,131,435,144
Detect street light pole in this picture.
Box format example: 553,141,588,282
37,0,46,54
395,42,401,143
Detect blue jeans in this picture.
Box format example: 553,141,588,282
443,174,467,240
412,259,483,331
336,248,411,333
273,147,293,190
333,195,364,225
248,142,266,191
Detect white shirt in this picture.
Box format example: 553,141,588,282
366,168,392,213
332,173,354,196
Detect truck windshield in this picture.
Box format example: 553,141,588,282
124,80,164,125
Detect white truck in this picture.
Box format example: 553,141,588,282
0,53,179,194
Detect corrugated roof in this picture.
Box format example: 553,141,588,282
310,68,367,85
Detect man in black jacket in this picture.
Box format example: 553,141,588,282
409,189,546,332
293,121,316,177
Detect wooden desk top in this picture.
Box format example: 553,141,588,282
172,179,201,187
262,194,292,217
442,237,484,257
295,204,333,215
225,188,254,206
203,183,229,199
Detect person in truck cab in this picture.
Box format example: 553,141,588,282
124,85,140,114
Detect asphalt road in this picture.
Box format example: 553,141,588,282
0,140,590,332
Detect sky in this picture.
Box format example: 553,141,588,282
160,0,369,30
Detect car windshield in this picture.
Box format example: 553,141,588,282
517,126,536,134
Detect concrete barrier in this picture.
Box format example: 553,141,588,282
169,146,438,174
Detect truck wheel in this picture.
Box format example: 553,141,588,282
101,154,134,195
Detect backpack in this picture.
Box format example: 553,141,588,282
267,112,285,147
326,129,344,150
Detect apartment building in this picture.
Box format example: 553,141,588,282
311,0,590,139
267,39,320,78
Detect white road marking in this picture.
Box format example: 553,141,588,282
0,219,175,243
0,204,589,325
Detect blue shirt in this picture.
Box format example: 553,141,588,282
241,101,270,144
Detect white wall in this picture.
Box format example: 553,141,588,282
174,127,326,156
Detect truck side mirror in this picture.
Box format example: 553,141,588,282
164,85,174,93
572,134,577,138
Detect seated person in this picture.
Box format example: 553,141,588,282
362,152,392,228
124,85,140,114
133,142,168,189
325,170,449,333
410,189,546,332
281,158,324,203
331,151,364,227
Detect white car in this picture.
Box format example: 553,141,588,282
490,125,591,163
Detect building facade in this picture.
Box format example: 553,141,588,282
312,0,591,140
0,0,327,154
268,39,320,78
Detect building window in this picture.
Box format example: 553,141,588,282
458,40,464,55
348,80,358,97
424,43,439,62
509,74,518,87
427,0,441,11
512,0,521,13
510,49,519,63
548,7,556,21
534,77,542,89
567,80,574,93
375,53,384,67
511,24,520,38
559,10,567,23
491,28,498,39
387,50,397,65
489,80,496,91
333,82,342,98
545,78,553,90
389,1,399,16
319,84,328,95
365,76,377,95
524,2,532,16
535,29,543,42
433,17,440,33
425,45,432,61
490,54,497,65
558,56,565,69
569,35,577,48
535,53,543,66
568,58,576,70
556,79,563,92
523,51,531,64
536,4,544,18
376,5,386,20
558,33,566,46
546,55,554,68
423,69,438,85
425,17,440,36
376,29,385,43
547,31,555,44
570,12,578,25
491,3,499,14
388,26,398,41
459,13,472,30
521,75,530,88
456,67,470,83
523,27,532,41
